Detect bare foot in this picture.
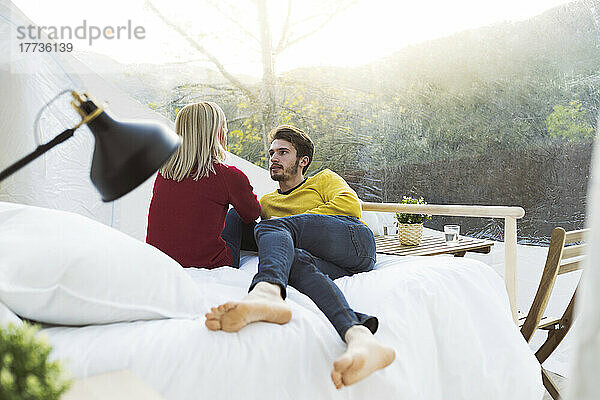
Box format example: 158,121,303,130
331,325,396,389
205,282,292,332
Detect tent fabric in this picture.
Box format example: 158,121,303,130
0,0,276,241
567,125,600,399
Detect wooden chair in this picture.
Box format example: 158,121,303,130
519,227,588,400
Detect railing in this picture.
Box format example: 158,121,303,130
361,202,525,322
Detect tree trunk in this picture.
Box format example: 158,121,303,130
257,0,277,167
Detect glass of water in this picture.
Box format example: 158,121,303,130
444,225,460,245
383,221,398,236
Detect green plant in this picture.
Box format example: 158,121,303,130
545,100,595,142
395,196,431,224
0,323,72,400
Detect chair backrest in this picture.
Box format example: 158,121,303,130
520,227,588,342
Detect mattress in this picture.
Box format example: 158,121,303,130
42,253,543,400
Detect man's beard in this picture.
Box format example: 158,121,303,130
270,158,300,181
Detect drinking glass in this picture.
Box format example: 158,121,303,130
383,221,398,236
444,225,460,245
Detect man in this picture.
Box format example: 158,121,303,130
206,125,395,389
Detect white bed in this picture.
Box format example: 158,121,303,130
38,253,542,399
0,189,545,400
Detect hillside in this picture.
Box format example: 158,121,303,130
70,0,599,243
284,0,600,95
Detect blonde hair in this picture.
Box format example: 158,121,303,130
160,102,227,181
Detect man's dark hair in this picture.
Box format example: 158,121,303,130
268,125,314,174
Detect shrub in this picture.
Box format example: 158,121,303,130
395,196,431,224
0,323,72,400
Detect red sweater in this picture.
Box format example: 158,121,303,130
146,163,261,268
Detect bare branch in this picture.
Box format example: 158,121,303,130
205,0,261,44
280,0,357,52
227,116,253,124
145,0,259,102
274,0,293,55
294,9,337,25
174,82,250,94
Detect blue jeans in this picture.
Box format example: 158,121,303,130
221,208,258,268
221,209,378,340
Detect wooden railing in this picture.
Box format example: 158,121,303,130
361,202,526,322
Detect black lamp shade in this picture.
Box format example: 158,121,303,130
81,101,181,202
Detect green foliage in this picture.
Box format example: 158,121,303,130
148,0,599,178
0,323,72,400
221,82,376,173
395,196,431,224
545,100,595,141
277,83,373,174
227,104,266,167
227,128,263,161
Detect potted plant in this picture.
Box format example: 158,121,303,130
395,196,431,245
0,323,72,399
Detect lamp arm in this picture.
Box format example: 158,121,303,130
0,128,76,182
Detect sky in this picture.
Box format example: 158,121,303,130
11,0,576,76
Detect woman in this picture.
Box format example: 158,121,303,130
146,102,261,268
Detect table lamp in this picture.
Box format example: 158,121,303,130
0,91,181,202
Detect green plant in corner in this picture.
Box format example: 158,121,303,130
394,196,431,225
0,323,72,400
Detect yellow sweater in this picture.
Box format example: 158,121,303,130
260,169,362,220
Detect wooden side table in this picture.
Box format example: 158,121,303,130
374,232,494,257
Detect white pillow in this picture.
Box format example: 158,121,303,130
0,301,22,328
0,202,205,325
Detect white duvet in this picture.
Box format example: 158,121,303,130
43,254,543,400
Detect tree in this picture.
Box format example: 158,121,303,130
145,0,357,166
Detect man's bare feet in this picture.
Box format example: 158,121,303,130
205,282,292,332
331,325,396,389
